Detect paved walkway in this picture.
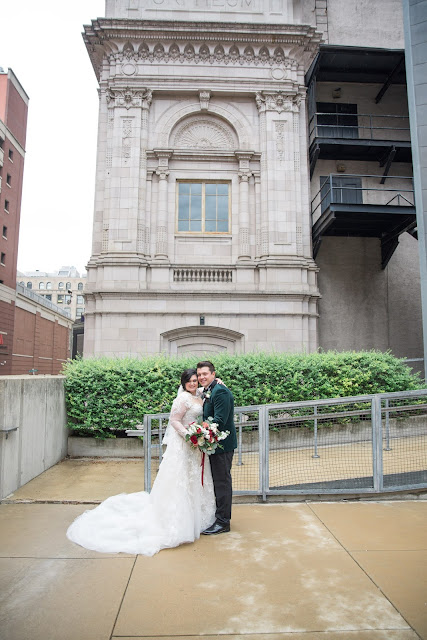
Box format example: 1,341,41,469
1,460,426,640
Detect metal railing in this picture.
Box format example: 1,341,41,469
309,112,411,145
127,388,427,499
16,283,71,318
311,174,415,222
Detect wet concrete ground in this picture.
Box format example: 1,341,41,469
1,459,426,640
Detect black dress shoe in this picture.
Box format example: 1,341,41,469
201,522,230,535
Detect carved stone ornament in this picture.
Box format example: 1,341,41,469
172,118,235,150
106,87,152,110
255,91,302,114
199,90,211,111
110,42,298,72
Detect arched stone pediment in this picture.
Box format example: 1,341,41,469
156,100,251,149
161,326,244,355
171,116,237,150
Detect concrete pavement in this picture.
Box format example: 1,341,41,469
0,459,426,640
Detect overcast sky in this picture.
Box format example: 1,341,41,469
1,0,106,275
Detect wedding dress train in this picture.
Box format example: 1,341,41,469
66,391,215,556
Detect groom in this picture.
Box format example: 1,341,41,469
197,360,237,535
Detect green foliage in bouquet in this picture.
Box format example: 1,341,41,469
63,351,423,438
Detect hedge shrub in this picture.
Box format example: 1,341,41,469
63,351,423,438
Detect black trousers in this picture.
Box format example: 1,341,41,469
209,451,234,525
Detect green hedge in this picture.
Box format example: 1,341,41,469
63,351,423,438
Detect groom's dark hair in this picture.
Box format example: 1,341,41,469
196,361,215,373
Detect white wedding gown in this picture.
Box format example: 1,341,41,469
66,391,216,556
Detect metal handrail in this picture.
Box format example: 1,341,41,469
311,174,415,218
308,112,410,141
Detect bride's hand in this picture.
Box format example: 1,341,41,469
215,377,227,387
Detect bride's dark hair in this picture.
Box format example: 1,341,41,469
180,368,197,389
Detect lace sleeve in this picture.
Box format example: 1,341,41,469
169,394,191,438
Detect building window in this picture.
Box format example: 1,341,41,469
19,281,24,286
26,282,32,289
58,282,64,289
65,295,71,305
2,226,6,239
46,282,52,290
77,295,84,304
45,294,52,301
77,282,83,291
57,294,64,303
4,200,9,212
76,307,83,319
316,102,358,139
66,281,71,290
0,253,5,265
8,149,13,161
177,182,230,233
39,282,45,290
6,174,11,187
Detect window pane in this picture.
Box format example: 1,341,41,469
205,196,216,219
205,219,216,232
179,183,190,194
178,219,189,231
178,195,190,219
190,183,202,195
217,183,228,195
217,197,228,219
217,219,229,232
190,195,202,219
190,219,202,232
205,183,216,195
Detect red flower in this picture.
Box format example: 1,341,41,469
190,435,198,445
196,428,202,434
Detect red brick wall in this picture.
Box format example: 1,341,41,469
0,296,15,375
1,75,28,148
0,75,7,123
12,307,70,375
0,139,25,288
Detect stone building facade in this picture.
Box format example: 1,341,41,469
18,266,86,322
82,0,423,361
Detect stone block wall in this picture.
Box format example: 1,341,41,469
0,376,68,500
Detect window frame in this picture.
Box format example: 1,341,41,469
175,180,231,235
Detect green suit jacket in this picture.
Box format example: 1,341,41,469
203,383,237,454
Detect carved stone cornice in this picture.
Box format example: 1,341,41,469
105,86,152,109
83,20,322,80
255,91,302,114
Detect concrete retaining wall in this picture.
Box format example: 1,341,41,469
0,376,68,499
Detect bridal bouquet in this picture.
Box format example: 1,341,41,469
185,416,230,455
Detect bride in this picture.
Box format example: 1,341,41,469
66,369,216,556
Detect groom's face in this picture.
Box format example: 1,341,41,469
197,366,215,388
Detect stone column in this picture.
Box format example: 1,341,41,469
235,152,253,261
101,86,153,255
255,90,303,259
253,171,261,259
138,90,152,258
154,151,172,260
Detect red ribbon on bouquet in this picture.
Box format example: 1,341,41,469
201,452,205,486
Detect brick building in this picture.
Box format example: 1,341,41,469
0,68,73,375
